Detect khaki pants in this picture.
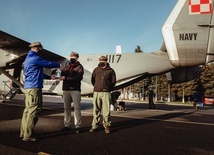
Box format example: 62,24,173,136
63,90,81,128
91,92,111,128
20,88,42,138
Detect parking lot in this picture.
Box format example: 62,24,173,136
0,94,214,155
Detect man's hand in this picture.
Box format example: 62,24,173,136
51,75,56,80
59,76,65,81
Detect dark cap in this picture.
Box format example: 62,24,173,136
99,56,108,62
70,51,79,58
29,42,43,48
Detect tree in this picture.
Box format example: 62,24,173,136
122,63,213,101
156,75,168,100
134,45,143,53
200,63,214,96
171,63,214,100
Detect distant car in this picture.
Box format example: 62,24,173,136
203,96,214,106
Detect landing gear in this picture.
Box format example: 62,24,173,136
0,81,20,103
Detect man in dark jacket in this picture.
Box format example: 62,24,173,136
193,90,203,110
59,51,84,133
148,87,155,109
20,42,61,141
89,56,116,134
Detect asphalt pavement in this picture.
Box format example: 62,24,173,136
0,94,214,155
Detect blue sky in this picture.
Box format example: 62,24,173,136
0,0,177,56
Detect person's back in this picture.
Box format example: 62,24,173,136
149,89,154,99
24,47,60,89
193,91,203,109
194,92,202,102
148,88,155,109
24,51,45,89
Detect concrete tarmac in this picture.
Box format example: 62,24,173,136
0,94,214,155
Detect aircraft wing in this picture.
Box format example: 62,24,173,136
0,30,68,90
0,30,67,69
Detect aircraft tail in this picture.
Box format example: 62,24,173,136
162,0,214,67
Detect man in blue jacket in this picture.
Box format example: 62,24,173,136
20,42,61,141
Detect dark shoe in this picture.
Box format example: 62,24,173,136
104,126,110,134
61,127,71,131
89,127,98,132
22,137,37,142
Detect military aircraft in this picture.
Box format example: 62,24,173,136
0,0,213,101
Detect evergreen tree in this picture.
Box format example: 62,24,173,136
200,63,214,96
134,45,143,53
123,63,213,101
